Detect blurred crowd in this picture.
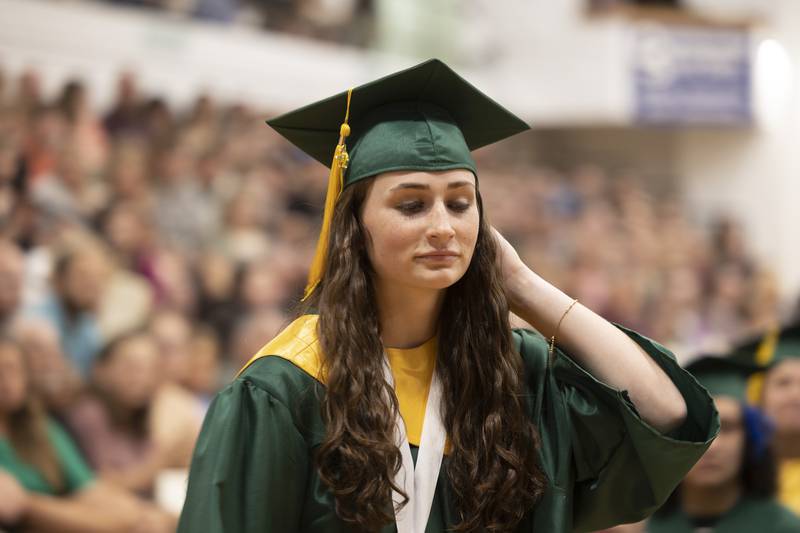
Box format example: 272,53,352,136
481,158,783,361
0,64,792,531
92,0,375,45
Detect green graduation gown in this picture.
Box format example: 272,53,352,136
177,317,718,532
647,496,800,533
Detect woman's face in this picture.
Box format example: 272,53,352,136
762,359,800,435
0,343,27,415
95,336,160,411
59,251,108,312
361,169,480,292
683,396,743,489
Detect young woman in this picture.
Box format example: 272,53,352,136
178,59,718,533
648,357,800,533
64,331,172,497
731,321,800,515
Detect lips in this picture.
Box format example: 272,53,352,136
417,251,459,258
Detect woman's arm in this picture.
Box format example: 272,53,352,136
23,490,134,533
494,229,687,433
98,447,170,494
22,481,174,533
0,470,28,527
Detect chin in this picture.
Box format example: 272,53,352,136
684,472,731,488
412,269,467,290
403,277,456,291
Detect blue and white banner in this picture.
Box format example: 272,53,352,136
633,24,751,125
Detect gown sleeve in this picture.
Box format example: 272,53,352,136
516,325,719,533
177,377,311,533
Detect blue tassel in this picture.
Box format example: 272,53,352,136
742,404,774,461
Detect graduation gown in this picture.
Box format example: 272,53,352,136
647,496,800,533
178,315,718,533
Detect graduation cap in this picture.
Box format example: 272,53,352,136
266,59,531,299
686,356,761,402
729,320,800,368
687,356,775,461
727,319,800,403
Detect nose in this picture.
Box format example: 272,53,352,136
426,201,456,243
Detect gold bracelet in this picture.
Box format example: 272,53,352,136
548,298,579,358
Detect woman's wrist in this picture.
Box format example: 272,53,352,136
506,268,575,339
493,227,578,338
504,264,536,317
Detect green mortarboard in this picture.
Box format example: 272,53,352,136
729,320,800,369
266,59,530,299
686,356,760,402
267,58,530,187
727,320,800,403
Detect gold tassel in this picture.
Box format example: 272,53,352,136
302,88,354,301
747,325,779,404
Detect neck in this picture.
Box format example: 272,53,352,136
97,388,142,433
773,432,800,460
0,413,7,436
681,481,741,518
375,280,444,349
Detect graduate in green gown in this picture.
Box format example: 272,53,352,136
178,59,719,533
729,321,800,516
648,356,800,533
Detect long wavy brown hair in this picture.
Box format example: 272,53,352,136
0,337,64,493
304,177,546,532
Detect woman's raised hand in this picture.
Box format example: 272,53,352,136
490,227,531,315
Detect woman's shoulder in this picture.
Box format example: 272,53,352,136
217,345,326,446
236,355,323,403
232,314,326,410
237,314,323,379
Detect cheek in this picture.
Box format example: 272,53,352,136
369,233,414,282
372,220,418,255
455,213,480,256
0,376,27,410
762,390,781,413
723,433,746,466
365,211,424,264
466,214,480,241
763,386,798,413
689,432,744,480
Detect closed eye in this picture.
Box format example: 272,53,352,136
396,200,425,215
395,199,473,215
448,201,472,213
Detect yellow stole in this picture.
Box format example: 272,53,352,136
779,459,800,516
237,315,437,447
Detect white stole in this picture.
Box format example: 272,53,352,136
382,357,446,533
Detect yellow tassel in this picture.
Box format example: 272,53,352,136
302,88,354,301
747,325,779,404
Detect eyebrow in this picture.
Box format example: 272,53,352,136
389,181,475,192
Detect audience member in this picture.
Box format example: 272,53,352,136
28,243,110,377
64,332,172,499
0,336,174,532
